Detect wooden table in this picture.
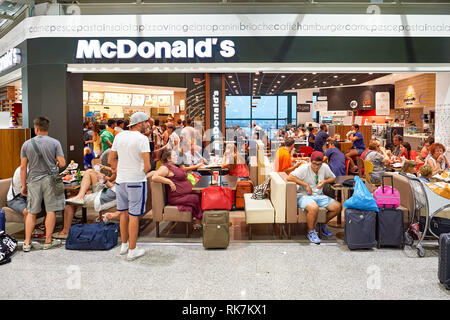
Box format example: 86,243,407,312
64,182,88,224
328,175,355,230
192,175,239,191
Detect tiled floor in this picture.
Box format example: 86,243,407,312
2,241,448,300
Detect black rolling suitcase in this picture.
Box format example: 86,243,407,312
377,207,405,249
202,211,229,249
439,233,450,290
344,209,377,250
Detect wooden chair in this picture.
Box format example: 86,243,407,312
363,160,381,186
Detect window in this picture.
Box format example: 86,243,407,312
278,96,288,119
291,95,297,125
252,96,277,119
225,96,251,119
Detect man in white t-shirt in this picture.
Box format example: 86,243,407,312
108,112,151,261
287,151,341,244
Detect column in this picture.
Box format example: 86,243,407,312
22,64,83,165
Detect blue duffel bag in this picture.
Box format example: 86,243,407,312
65,222,119,250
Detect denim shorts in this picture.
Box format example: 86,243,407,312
297,194,335,210
116,181,147,216
356,148,365,155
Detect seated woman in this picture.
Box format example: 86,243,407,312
222,143,249,178
152,149,203,229
419,164,434,183
400,160,418,176
345,124,366,173
420,136,434,160
179,141,206,173
426,142,449,175
365,140,390,184
66,165,116,205
399,142,420,162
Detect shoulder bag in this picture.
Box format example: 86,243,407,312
30,138,65,196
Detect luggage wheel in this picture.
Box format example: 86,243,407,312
417,246,425,258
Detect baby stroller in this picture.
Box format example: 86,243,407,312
400,172,450,257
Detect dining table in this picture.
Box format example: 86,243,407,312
192,175,239,191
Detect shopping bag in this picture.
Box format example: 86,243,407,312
343,176,379,212
201,186,233,211
187,173,196,186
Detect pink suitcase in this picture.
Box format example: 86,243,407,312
373,175,400,208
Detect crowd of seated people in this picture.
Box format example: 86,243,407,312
8,117,447,250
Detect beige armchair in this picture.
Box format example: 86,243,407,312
150,178,193,238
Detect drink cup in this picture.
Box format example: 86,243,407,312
213,171,219,184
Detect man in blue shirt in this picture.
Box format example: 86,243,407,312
345,124,366,173
324,141,346,177
314,124,335,152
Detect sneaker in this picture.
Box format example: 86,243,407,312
127,247,145,261
120,242,129,255
307,230,321,244
66,198,84,206
321,224,333,237
43,239,62,250
23,242,32,252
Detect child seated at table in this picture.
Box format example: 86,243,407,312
419,164,434,183
400,160,418,176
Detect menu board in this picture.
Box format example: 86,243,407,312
131,94,145,107
83,92,89,104
144,95,157,107
88,92,104,105
158,95,171,107
103,93,132,106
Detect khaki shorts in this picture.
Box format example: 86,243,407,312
27,176,65,214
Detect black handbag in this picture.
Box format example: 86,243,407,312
0,231,18,265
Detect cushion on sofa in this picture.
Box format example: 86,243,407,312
244,193,274,224
2,206,23,223
163,206,192,222
269,172,286,223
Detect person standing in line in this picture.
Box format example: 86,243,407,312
100,123,114,153
107,119,118,137
115,119,125,133
21,117,66,252
108,112,151,261
83,120,94,150
92,122,102,157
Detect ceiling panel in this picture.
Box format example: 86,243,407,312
225,72,390,96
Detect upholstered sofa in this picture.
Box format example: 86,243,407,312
244,172,286,239
0,178,45,234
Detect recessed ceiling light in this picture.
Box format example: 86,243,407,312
314,85,318,88
255,72,259,75
303,78,307,81
228,75,232,78
314,80,317,82
233,85,237,88
254,78,258,81
231,81,235,84
369,72,373,75
277,81,281,83
312,72,317,75
292,87,295,90
323,81,327,84
297,83,300,86
352,79,356,81
333,75,338,78
274,86,277,88
340,83,343,86
281,75,285,78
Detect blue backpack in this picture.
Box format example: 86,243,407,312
65,222,119,250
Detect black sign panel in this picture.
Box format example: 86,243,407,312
209,73,223,143
297,104,311,112
319,85,394,111
185,73,206,124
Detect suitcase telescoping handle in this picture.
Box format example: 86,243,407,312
381,175,394,194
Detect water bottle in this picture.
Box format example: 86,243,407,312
0,209,5,233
